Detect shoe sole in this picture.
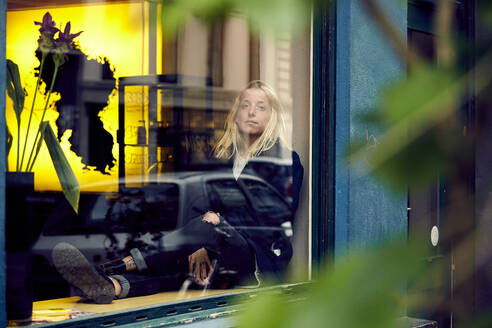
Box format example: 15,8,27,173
52,242,115,304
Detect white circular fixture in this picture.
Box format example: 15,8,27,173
431,225,439,247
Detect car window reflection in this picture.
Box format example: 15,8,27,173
32,170,296,301
241,179,291,217
207,179,249,210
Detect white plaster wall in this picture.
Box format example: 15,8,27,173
288,30,311,282
222,16,250,90
178,17,208,78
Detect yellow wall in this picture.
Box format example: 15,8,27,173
6,2,149,191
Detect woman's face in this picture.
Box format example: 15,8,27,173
235,88,272,144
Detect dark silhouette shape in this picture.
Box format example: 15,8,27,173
36,44,116,174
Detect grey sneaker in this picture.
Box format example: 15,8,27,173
52,242,115,304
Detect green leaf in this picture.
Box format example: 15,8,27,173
380,65,460,127
347,65,465,191
39,122,80,213
161,0,311,39
6,125,13,157
6,59,25,126
6,125,13,171
357,110,384,125
161,0,193,39
239,0,311,35
33,123,47,167
369,128,459,191
237,240,426,328
481,1,492,28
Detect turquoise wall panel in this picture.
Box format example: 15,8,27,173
335,0,408,256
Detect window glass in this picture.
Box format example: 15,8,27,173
41,183,178,235
5,0,311,323
242,178,292,217
207,179,249,210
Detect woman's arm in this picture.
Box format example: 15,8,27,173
187,211,221,285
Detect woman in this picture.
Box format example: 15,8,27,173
52,80,303,304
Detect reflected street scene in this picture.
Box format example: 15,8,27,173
5,4,310,323
30,80,304,303
32,168,298,300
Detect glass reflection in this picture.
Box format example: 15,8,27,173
35,80,303,303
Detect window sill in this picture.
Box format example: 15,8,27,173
30,283,309,327
29,284,437,328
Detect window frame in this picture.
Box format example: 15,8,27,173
0,2,335,327
311,0,336,274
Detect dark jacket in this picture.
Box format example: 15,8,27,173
220,144,303,279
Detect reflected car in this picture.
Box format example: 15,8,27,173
243,156,294,204
30,171,294,300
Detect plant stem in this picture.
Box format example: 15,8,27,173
16,117,20,171
20,52,46,171
26,63,59,172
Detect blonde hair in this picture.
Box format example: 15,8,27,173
214,80,288,159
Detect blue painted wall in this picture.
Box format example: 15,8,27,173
0,0,6,324
334,0,408,257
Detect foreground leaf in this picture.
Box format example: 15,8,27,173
161,0,311,38
347,65,465,191
237,240,426,328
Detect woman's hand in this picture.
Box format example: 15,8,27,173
202,211,220,225
188,247,213,285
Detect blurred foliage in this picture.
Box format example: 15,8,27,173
160,0,312,37
481,1,492,28
345,1,492,193
156,0,485,194
155,0,492,326
348,65,468,191
236,240,427,328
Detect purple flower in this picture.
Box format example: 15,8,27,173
51,22,82,66
56,22,83,46
52,42,71,67
34,12,59,35
38,34,55,54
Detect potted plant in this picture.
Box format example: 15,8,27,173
5,12,81,325
6,12,81,212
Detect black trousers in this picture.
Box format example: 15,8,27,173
112,217,256,298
